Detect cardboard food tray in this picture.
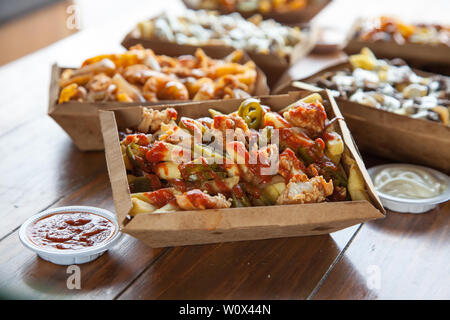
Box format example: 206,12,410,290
343,18,450,68
99,90,385,248
182,0,332,24
48,49,269,151
275,62,450,173
121,19,318,88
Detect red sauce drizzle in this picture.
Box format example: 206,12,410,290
144,188,175,207
184,190,216,209
279,128,314,150
229,141,273,184
232,185,244,198
213,115,235,130
210,170,232,195
264,112,292,128
145,142,168,163
202,182,216,195
169,179,190,192
180,117,202,135
146,173,162,190
322,132,335,141
242,183,262,199
126,133,149,146
167,108,178,120
315,138,325,151
279,148,307,181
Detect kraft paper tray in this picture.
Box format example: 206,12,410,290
99,90,385,248
275,62,450,173
48,49,269,151
182,0,332,24
121,17,318,88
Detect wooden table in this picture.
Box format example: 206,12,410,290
0,0,448,300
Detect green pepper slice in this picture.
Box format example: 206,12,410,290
188,171,227,182
297,146,314,166
126,144,141,170
231,185,252,207
179,162,227,182
179,117,206,135
231,193,244,207
238,98,263,129
130,176,151,193
297,140,324,166
239,183,272,206
322,166,348,187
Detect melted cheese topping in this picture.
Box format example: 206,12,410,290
373,167,446,199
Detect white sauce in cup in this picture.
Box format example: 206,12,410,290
373,166,446,199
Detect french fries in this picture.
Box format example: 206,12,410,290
154,162,182,180
130,197,157,215
152,202,179,214
279,93,323,113
263,182,287,203
325,132,344,165
343,153,369,201
120,96,372,215
58,45,259,104
349,47,377,70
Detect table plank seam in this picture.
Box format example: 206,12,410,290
0,170,107,241
306,224,363,300
0,195,66,243
137,243,226,300
113,247,173,300
0,170,104,242
0,112,43,139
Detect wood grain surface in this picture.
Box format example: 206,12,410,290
0,173,168,299
118,226,358,300
313,202,450,300
0,0,448,300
